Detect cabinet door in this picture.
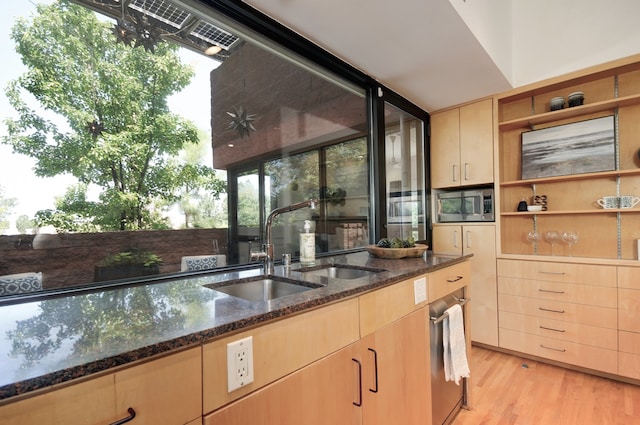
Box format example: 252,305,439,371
463,225,498,346
459,98,494,186
203,344,362,425
116,347,202,425
430,108,460,188
0,375,117,425
432,225,463,255
360,308,430,425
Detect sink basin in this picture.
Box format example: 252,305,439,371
209,277,321,302
299,265,385,280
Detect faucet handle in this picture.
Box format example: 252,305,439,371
250,250,267,262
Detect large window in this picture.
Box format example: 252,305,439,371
0,0,376,300
230,137,369,264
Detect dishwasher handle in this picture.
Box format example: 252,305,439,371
430,297,470,324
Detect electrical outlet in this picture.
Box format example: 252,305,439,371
414,277,427,304
227,336,254,392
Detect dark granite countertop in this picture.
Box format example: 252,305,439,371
0,250,470,402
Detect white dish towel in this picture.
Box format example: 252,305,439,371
443,303,470,385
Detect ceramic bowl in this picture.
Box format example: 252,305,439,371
568,91,584,107
365,243,429,259
550,96,565,111
527,205,543,212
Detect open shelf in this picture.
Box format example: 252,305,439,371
500,169,640,187
497,56,640,261
501,208,640,216
498,94,640,131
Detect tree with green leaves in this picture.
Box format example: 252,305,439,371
0,186,16,233
15,215,35,234
3,0,225,231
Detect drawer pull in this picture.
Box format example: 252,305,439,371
540,344,566,352
110,408,136,425
368,348,379,393
352,358,362,407
539,307,565,314
539,325,565,333
539,271,565,275
539,288,565,294
447,276,464,283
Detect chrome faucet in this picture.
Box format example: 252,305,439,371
250,198,318,276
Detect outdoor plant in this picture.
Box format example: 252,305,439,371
100,248,163,268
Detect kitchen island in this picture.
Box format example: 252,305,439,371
0,250,471,425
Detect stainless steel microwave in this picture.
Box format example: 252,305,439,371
435,188,494,222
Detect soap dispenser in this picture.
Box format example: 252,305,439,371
300,220,315,266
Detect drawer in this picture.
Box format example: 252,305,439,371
619,330,640,354
497,259,616,287
498,293,618,329
427,260,470,303
500,310,617,350
499,328,618,374
619,266,640,290
359,276,426,336
619,288,640,333
498,276,617,308
619,352,640,380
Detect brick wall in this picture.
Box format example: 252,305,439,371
0,228,228,289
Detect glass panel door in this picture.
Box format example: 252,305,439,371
384,103,426,242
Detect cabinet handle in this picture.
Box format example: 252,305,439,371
110,408,136,425
540,344,566,352
539,325,566,333
453,230,458,248
465,230,471,248
452,164,457,182
352,358,362,407
464,162,469,181
539,271,565,275
539,306,565,314
539,288,565,294
368,348,379,393
447,276,464,283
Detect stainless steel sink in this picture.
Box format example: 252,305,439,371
299,265,385,280
209,277,321,302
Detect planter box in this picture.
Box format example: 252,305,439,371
94,264,160,282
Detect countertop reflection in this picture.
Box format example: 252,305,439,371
0,250,470,400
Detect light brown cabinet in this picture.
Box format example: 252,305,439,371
497,259,618,374
432,224,498,346
496,56,640,259
203,342,362,425
618,266,640,379
201,298,360,414
0,347,202,425
204,275,435,425
430,98,494,188
204,308,431,425
359,306,430,425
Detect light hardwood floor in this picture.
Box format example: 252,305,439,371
453,346,640,425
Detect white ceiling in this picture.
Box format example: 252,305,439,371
242,0,512,112
242,0,640,113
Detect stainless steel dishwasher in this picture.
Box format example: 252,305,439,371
429,289,469,425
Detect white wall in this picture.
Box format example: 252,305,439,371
450,0,640,88
448,0,514,86
512,0,640,86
